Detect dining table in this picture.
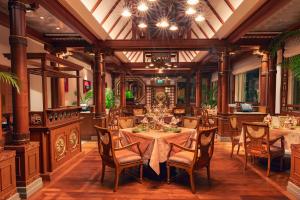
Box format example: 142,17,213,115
134,114,174,124
119,127,197,175
239,126,300,153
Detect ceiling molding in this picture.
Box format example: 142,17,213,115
40,0,98,44
227,0,291,43
103,39,227,51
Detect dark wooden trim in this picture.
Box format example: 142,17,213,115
205,0,224,24
100,0,121,25
108,16,122,35
180,51,188,62
91,0,102,13
184,51,193,61
227,0,291,42
205,20,216,33
115,19,131,39
191,28,200,39
124,30,131,39
196,23,209,39
224,0,235,12
134,51,142,62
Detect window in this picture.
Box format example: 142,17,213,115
235,69,259,103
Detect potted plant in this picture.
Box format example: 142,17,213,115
105,88,114,113
125,90,134,105
79,89,93,111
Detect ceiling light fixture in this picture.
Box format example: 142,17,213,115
121,7,132,17
40,16,44,20
138,22,147,29
185,7,196,15
137,2,149,12
56,27,60,30
156,18,169,28
169,24,178,31
195,14,205,22
187,0,199,5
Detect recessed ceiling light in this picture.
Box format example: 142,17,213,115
26,10,32,13
137,2,149,12
169,24,178,31
40,16,44,20
173,65,178,68
138,22,147,29
148,0,156,2
186,7,196,15
167,67,171,70
187,0,199,5
122,7,132,17
56,27,60,30
195,14,205,22
149,63,154,67
145,65,149,69
156,18,169,28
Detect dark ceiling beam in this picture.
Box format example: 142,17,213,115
100,0,121,25
0,11,51,45
103,39,227,51
121,62,217,69
91,0,102,13
224,0,234,12
40,0,98,44
115,19,131,39
108,16,122,35
191,28,200,39
205,0,224,24
196,23,209,39
227,0,291,43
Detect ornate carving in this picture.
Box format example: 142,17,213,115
55,136,66,157
69,129,78,149
30,113,42,125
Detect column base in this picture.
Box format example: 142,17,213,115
17,177,43,199
287,181,300,199
7,192,20,200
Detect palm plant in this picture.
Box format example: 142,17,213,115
202,84,217,108
0,71,20,93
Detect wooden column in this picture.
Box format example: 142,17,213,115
6,0,41,193
217,60,222,114
120,73,126,108
58,78,65,107
9,0,30,144
268,54,277,115
94,51,106,117
185,76,191,106
220,51,230,114
260,52,269,107
0,89,3,152
195,71,202,108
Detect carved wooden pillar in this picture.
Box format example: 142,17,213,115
195,71,202,108
217,60,222,114
220,51,230,114
260,52,269,107
5,0,41,194
94,51,106,117
9,0,30,144
268,54,277,115
120,73,126,108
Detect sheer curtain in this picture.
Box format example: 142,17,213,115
235,73,246,102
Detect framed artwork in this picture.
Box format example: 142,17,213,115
83,80,92,93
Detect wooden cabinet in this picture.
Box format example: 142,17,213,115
0,150,16,200
290,144,300,186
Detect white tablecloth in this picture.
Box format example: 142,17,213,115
239,127,300,153
119,128,196,174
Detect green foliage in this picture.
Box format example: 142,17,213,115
269,29,300,80
80,89,93,104
0,71,20,93
105,88,115,109
125,90,134,99
202,84,217,108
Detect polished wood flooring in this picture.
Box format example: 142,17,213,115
30,141,292,200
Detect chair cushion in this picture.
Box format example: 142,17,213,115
169,151,194,165
115,149,141,164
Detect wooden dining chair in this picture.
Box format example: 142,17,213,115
118,116,135,129
228,115,241,157
182,117,200,130
167,127,217,193
201,109,216,128
242,122,285,176
94,126,143,192
107,108,122,132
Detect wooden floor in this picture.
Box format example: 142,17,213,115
30,141,292,200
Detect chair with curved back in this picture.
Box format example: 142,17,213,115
107,108,122,132
182,117,200,130
167,127,217,193
94,126,143,191
242,122,284,176
201,109,216,128
228,115,241,157
118,116,135,129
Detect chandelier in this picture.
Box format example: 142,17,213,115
145,52,178,72
121,0,207,32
